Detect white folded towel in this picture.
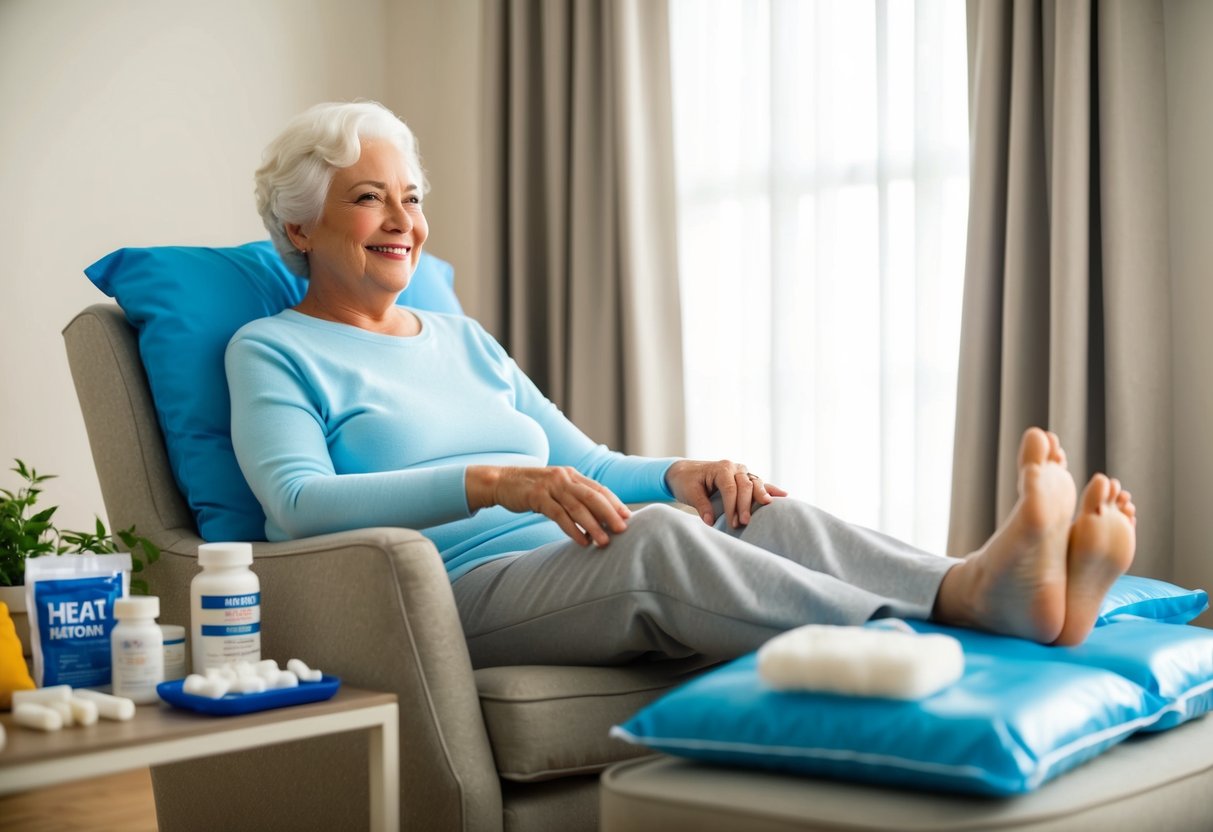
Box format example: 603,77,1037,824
757,623,963,700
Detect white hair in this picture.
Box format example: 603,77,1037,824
255,101,429,277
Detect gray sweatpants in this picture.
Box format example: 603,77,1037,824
451,497,959,668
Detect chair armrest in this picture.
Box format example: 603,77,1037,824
149,525,503,832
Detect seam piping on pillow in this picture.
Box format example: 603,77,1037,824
610,728,1009,789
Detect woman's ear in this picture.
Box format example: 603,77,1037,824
284,223,310,253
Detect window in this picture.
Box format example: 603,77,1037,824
669,0,969,553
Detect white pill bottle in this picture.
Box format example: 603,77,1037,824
160,624,188,680
191,542,261,673
111,595,165,704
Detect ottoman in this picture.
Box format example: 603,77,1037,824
600,714,1213,832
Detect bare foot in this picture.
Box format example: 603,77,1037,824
935,428,1076,642
1051,474,1137,646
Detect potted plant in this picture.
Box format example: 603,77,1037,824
0,459,160,656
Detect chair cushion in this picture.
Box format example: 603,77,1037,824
83,241,461,542
612,619,1213,796
475,658,714,782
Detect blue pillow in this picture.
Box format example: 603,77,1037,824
84,240,462,541
1068,619,1213,730
903,619,1213,729
613,620,1213,796
1097,574,1208,626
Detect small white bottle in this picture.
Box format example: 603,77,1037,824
161,624,188,681
191,542,261,673
111,596,165,704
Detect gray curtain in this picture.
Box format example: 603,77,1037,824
480,0,686,456
949,0,1172,577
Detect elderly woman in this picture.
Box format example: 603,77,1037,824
227,101,1136,669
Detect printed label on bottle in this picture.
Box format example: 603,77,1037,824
197,592,261,664
163,639,187,680
113,637,164,697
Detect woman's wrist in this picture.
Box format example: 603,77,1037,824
664,459,688,496
465,465,502,511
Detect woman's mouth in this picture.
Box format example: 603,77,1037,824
366,245,411,259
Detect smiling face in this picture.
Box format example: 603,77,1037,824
286,138,428,308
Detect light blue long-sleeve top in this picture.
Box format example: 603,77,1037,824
225,308,679,581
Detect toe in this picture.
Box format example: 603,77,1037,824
1121,493,1137,520
1108,478,1122,504
1081,473,1111,514
1019,427,1050,468
1046,431,1063,463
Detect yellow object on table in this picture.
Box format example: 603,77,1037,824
0,601,35,709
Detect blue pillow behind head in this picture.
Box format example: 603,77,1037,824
84,240,462,541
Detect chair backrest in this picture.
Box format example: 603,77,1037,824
62,303,199,546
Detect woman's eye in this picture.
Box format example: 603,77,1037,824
357,193,381,203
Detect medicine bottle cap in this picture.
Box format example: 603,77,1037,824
160,624,186,640
198,542,253,568
115,595,160,619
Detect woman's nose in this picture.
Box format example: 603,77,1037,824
384,200,412,233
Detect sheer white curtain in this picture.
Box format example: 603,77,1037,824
669,0,969,553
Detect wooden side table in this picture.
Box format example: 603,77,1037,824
0,687,399,831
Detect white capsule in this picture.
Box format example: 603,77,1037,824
69,696,99,726
183,674,210,696
230,676,267,694
255,659,280,679
269,670,299,689
14,703,63,732
12,685,72,707
203,678,232,699
234,661,256,679
70,689,136,721
49,700,74,727
287,659,323,682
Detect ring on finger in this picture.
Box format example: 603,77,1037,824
746,473,760,482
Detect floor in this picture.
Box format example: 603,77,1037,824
0,768,158,831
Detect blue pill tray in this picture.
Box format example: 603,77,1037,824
157,675,341,716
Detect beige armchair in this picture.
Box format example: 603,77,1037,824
63,303,708,831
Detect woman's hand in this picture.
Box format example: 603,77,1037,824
664,459,788,528
466,465,631,547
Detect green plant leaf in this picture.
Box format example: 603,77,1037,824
31,507,57,524
0,459,161,589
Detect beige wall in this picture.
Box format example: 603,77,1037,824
1164,0,1213,616
382,0,487,322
